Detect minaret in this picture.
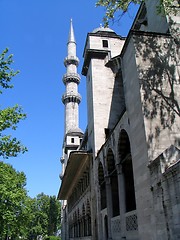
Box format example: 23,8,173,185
60,20,83,177
62,19,82,134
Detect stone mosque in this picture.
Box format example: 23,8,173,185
58,0,180,239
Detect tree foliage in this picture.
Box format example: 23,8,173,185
26,193,61,239
96,0,178,26
0,48,18,93
96,0,141,24
0,161,29,239
0,162,61,239
0,48,27,159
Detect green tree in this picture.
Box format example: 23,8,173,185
0,48,27,159
96,0,177,26
27,193,61,239
48,196,61,236
0,161,29,239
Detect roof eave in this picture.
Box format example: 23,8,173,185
58,151,92,200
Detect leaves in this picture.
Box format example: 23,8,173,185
96,0,141,25
0,48,19,94
0,162,28,239
0,136,27,158
0,163,61,239
96,0,177,26
0,48,27,159
0,105,26,132
27,193,61,238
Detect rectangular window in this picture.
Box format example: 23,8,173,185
71,138,74,143
102,40,108,48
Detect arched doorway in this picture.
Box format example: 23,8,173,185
98,162,107,210
106,148,120,217
104,215,108,240
118,130,136,212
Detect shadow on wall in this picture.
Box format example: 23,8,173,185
134,19,180,148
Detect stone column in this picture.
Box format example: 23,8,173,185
116,163,126,238
105,176,113,239
97,184,103,240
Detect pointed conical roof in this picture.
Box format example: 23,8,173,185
68,19,76,43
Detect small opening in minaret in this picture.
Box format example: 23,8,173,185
105,128,110,139
71,137,74,143
102,40,108,48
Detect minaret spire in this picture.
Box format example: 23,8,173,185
68,19,76,43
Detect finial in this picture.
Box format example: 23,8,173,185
68,18,76,43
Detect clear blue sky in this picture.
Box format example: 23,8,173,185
0,0,139,198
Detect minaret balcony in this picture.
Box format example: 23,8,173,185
62,92,81,104
64,56,79,67
63,73,80,85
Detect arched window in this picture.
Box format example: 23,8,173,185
77,208,80,237
98,162,107,210
82,204,86,237
107,149,120,217
104,215,108,240
118,130,136,212
70,216,73,238
86,199,91,236
74,211,78,237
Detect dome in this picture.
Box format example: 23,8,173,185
92,25,115,34
67,127,84,136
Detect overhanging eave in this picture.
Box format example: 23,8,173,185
58,151,91,200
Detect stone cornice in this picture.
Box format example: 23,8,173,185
82,49,110,76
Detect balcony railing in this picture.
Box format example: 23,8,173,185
111,215,121,239
110,210,138,239
64,56,79,67
125,210,138,231
63,73,81,84
62,92,81,104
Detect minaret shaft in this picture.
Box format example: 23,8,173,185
62,19,81,135
67,64,77,74
67,43,76,56
65,102,79,132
